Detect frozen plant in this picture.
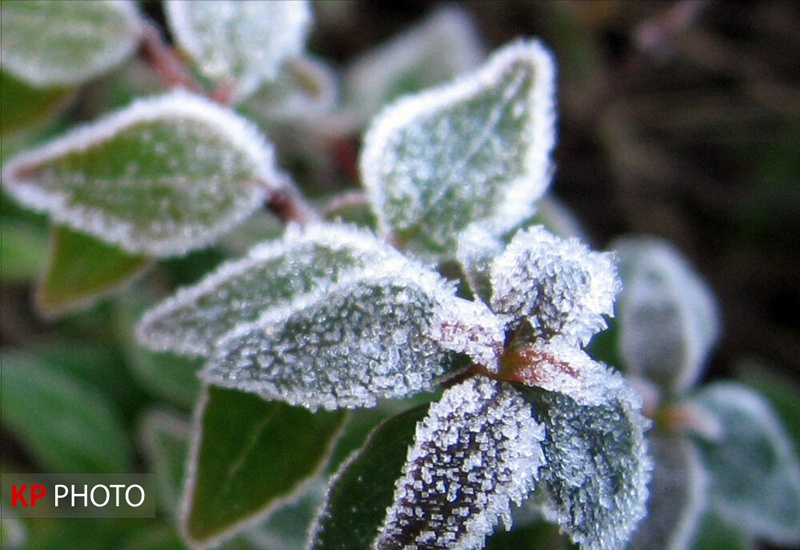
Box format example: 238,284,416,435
612,237,800,549
2,2,652,548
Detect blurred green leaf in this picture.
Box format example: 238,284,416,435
691,511,753,550
0,503,26,549
736,360,800,453
1,352,132,473
693,382,800,545
164,0,311,102
35,226,151,318
0,218,47,282
613,236,719,393
0,0,141,87
182,386,346,547
361,40,555,256
309,404,429,550
2,91,277,257
138,409,190,516
0,70,74,139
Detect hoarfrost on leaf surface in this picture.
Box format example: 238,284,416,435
518,360,651,550
375,376,545,549
491,226,620,347
0,0,142,87
614,236,719,393
692,382,800,545
456,223,506,305
137,224,394,356
204,277,456,411
2,90,278,257
165,0,312,102
361,40,556,256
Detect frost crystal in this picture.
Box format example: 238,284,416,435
375,376,545,549
204,278,455,411
456,223,506,304
165,0,312,102
361,40,555,255
521,365,652,550
137,224,393,356
2,90,278,257
614,237,719,392
491,226,620,346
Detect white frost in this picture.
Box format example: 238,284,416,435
361,39,556,255
2,90,279,257
491,226,620,347
375,376,545,549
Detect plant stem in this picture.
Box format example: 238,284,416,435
139,20,204,94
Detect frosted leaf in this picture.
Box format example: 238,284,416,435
614,237,719,392
2,90,277,257
456,223,506,304
692,382,800,544
361,40,556,256
630,434,708,550
343,6,484,125
491,226,620,347
165,0,312,102
203,269,503,410
518,362,652,550
0,0,141,87
375,376,545,549
137,224,393,356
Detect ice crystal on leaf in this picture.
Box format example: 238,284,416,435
491,226,620,347
165,0,312,102
137,224,395,356
375,376,545,549
361,40,555,256
2,90,278,257
518,367,651,550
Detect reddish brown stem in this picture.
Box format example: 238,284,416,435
139,20,203,94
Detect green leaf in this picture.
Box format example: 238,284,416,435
181,386,345,548
165,0,311,102
630,433,708,550
35,225,151,317
0,351,132,473
141,224,503,410
309,404,430,550
361,39,555,255
139,409,191,516
0,0,141,87
342,6,483,125
375,376,545,549
0,70,74,138
2,90,279,257
515,352,652,550
0,217,47,282
692,382,800,545
691,511,754,550
613,236,719,392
